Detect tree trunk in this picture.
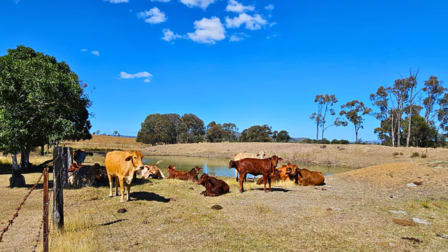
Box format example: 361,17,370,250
20,150,31,172
406,87,414,147
391,113,395,147
406,110,412,147
397,110,401,147
9,154,26,187
355,125,359,144
41,145,45,156
316,122,319,140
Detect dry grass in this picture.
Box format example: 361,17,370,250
1,161,448,251
63,135,146,152
141,142,448,168
61,135,448,169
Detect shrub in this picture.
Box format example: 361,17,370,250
411,152,420,158
421,153,427,158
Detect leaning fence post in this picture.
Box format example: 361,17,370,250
53,147,65,231
43,167,49,252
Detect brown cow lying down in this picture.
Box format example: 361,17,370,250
167,165,202,182
105,150,149,202
229,155,283,193
143,164,166,179
197,174,229,197
256,164,296,184
294,168,325,186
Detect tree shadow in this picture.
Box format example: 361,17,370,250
100,219,127,226
130,191,170,203
250,187,291,192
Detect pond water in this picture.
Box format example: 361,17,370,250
143,156,354,178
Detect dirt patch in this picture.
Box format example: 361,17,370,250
340,162,448,189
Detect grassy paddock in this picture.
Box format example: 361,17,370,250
1,164,447,251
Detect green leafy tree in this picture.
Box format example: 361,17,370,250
222,123,238,142
340,100,371,143
239,125,272,142
137,113,179,145
402,115,439,147
177,113,205,143
206,124,225,142
0,45,91,187
275,130,291,142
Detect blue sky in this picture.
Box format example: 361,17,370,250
1,0,448,141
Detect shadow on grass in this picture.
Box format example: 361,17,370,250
250,187,291,192
100,219,127,226
130,191,170,203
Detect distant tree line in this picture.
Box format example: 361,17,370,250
310,71,448,147
136,113,291,145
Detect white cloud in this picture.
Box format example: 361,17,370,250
229,33,247,42
229,35,242,42
162,29,183,42
104,0,129,3
187,17,225,44
226,0,254,13
91,50,100,56
225,13,267,30
120,72,152,83
138,7,167,24
265,4,274,11
151,0,170,2
180,0,216,10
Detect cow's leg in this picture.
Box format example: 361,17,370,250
235,169,239,182
126,183,131,201
268,176,272,192
239,172,245,193
107,174,114,197
114,177,119,196
263,174,268,192
118,177,125,202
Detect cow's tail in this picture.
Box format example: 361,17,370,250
154,160,162,165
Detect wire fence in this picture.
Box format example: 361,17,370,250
0,160,54,252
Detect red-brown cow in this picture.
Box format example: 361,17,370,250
229,155,283,193
197,174,229,197
295,168,325,186
256,164,296,184
167,165,202,182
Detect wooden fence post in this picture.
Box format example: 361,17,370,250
53,147,65,231
43,167,49,252
63,147,72,188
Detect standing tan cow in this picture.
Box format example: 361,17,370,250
105,150,149,202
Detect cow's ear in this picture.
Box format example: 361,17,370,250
125,156,132,161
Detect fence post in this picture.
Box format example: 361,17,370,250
53,147,65,231
63,147,72,188
43,167,49,252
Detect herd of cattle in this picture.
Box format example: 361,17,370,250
104,150,325,202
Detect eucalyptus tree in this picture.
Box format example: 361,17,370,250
310,94,338,140
423,76,445,123
339,100,371,143
0,45,91,187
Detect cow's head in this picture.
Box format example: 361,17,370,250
125,151,146,177
197,173,209,185
257,151,265,159
192,166,202,175
229,160,238,169
168,165,176,170
270,155,283,167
